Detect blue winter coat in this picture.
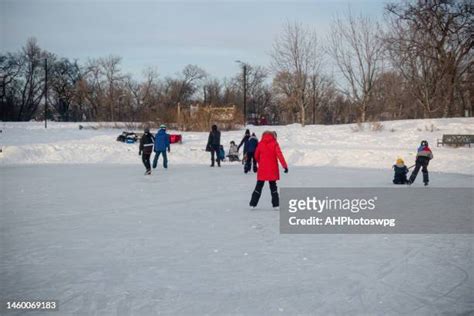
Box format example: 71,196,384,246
154,129,170,152
247,136,258,153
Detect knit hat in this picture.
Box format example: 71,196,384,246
396,158,404,165
160,124,166,129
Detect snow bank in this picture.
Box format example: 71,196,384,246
1,118,473,174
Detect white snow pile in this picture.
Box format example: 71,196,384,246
1,118,473,174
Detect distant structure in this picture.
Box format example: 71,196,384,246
177,103,239,131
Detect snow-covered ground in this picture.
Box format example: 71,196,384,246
1,165,473,315
1,118,473,174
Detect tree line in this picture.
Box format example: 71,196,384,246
1,0,472,126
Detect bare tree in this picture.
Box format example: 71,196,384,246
0,52,23,120
328,12,384,122
271,22,323,126
98,56,123,121
125,68,161,121
14,38,50,121
164,64,207,106
385,0,473,117
309,74,333,124
49,58,81,121
202,78,222,105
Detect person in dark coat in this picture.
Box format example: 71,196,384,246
408,140,434,186
238,129,251,166
244,133,259,173
249,131,288,209
206,124,221,167
392,158,409,184
237,129,251,154
139,126,155,175
153,124,170,169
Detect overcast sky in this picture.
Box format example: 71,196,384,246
1,0,388,79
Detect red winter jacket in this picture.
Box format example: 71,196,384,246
254,132,288,181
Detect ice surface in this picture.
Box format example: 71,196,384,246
1,164,473,315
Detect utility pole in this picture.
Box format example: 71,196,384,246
44,58,48,129
235,60,247,125
243,64,247,125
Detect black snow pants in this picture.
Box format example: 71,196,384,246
142,153,151,171
250,180,279,207
244,152,258,173
210,145,221,166
409,156,430,184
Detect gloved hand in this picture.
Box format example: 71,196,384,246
284,168,288,173
168,148,171,153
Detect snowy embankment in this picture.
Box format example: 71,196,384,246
1,118,473,174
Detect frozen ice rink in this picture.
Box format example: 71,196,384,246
1,165,472,315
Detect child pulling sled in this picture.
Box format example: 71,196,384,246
408,140,433,186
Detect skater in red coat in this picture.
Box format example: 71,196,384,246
249,131,288,209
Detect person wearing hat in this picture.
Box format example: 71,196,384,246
392,157,409,184
237,129,251,165
244,133,259,173
206,124,221,167
153,124,171,169
237,129,251,153
139,126,155,175
408,140,433,186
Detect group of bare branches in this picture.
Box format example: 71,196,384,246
272,0,472,125
1,0,472,125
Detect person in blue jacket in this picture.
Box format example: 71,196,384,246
244,133,259,173
153,124,170,169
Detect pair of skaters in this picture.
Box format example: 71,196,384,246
226,129,260,173
393,140,434,186
237,129,259,174
139,125,170,175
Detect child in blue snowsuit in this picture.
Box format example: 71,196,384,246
153,124,170,169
